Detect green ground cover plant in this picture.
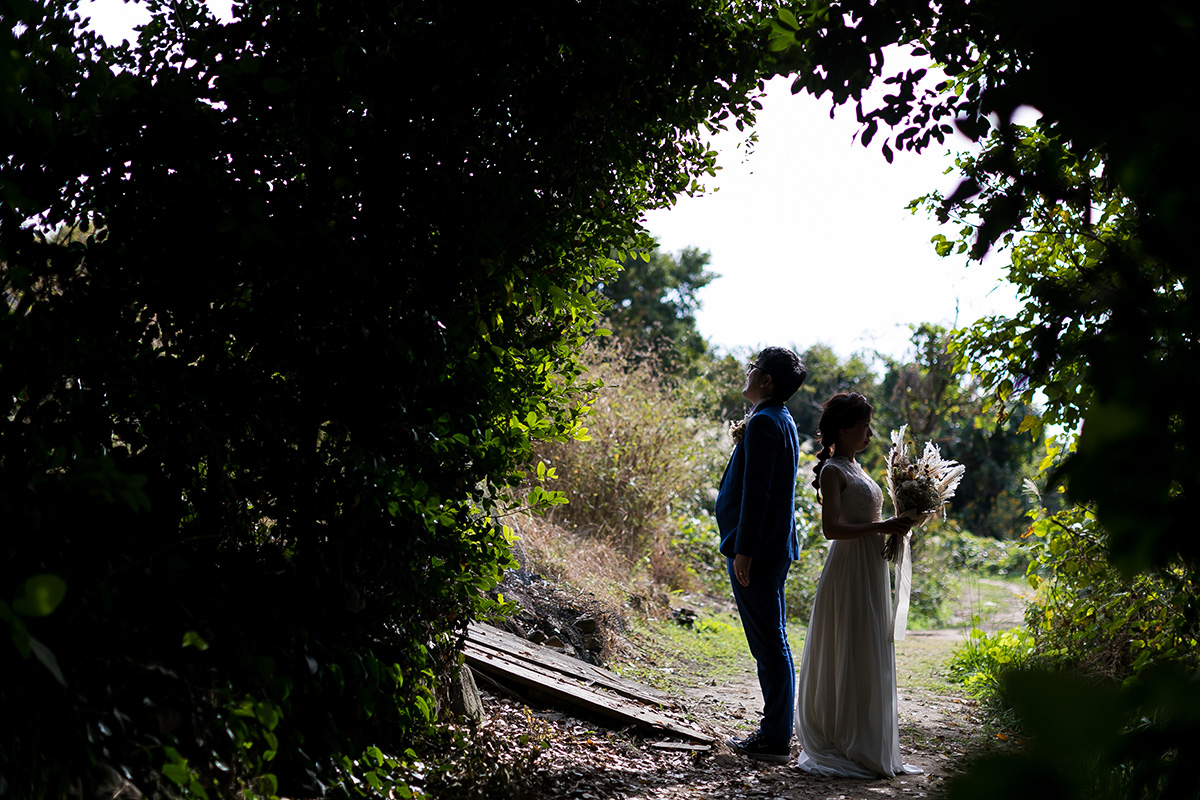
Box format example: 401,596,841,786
947,627,1034,719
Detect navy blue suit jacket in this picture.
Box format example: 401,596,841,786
716,400,801,562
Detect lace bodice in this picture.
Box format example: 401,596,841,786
823,457,883,525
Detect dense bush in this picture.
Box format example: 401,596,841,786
906,532,956,628
1022,504,1200,684
670,510,733,596
935,528,1032,578
945,495,1200,715
945,498,1200,800
0,0,773,795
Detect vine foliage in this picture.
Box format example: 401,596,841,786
760,1,1199,797
0,0,771,795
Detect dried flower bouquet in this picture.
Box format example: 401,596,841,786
882,425,965,563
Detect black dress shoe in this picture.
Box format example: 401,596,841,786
726,730,790,763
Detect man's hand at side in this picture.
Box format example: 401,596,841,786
734,553,752,587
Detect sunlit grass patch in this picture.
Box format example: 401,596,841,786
947,626,1035,717
613,611,749,690
895,635,958,695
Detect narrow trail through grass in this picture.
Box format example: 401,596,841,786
476,565,1034,799
577,575,1033,799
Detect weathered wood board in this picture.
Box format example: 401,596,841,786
464,622,711,744
466,623,672,706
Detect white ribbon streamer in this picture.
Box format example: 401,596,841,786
889,533,913,643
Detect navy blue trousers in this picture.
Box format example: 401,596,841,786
728,556,795,741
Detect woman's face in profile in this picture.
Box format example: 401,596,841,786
839,418,872,454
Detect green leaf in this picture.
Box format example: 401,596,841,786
776,7,800,30
1016,414,1042,436
766,31,795,51
162,763,190,787
29,636,68,686
182,630,209,650
12,574,67,617
414,694,432,722
255,701,280,730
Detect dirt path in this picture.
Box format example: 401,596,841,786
480,577,1032,799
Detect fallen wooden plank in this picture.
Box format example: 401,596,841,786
463,640,644,711
464,623,710,743
466,623,671,708
647,740,713,752
467,649,711,743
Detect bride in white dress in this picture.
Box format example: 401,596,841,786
794,393,923,778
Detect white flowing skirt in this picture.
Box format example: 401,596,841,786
794,532,922,778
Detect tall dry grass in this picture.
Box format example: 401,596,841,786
525,346,728,594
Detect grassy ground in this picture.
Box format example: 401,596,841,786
610,610,766,690
946,575,1033,631
896,633,959,694
611,574,1030,721
473,545,1031,799
615,607,966,698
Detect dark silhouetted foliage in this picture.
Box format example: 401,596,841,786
764,1,1200,796
0,0,772,795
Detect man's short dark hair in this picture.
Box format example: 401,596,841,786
756,346,807,401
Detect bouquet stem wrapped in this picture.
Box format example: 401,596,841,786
883,425,965,641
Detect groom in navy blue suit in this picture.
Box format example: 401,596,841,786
717,346,807,763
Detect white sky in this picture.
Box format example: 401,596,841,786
642,71,1024,362
82,2,1022,364
82,0,230,40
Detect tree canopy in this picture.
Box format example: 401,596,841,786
599,245,716,372
1,0,773,795
5,0,1198,795
767,0,1197,573
764,1,1199,796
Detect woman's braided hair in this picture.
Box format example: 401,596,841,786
811,392,874,500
